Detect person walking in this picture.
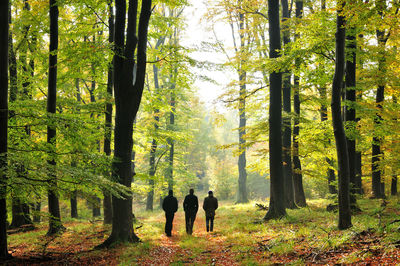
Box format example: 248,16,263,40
203,190,218,232
183,188,198,235
162,190,178,237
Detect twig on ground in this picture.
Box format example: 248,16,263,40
255,203,268,211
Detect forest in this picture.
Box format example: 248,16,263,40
1,0,400,264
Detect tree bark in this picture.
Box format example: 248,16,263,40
331,0,351,230
264,0,286,220
99,0,152,247
281,0,296,209
0,0,10,259
166,74,176,191
146,63,161,211
47,0,63,236
237,10,248,204
345,25,358,209
371,0,387,199
103,0,114,225
355,33,364,195
8,3,33,228
70,81,79,219
88,67,101,218
292,0,306,207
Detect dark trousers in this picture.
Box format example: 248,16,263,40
185,212,196,234
165,213,175,236
206,216,214,232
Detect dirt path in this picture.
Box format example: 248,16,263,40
136,211,239,265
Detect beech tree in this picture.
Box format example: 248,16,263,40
103,0,114,225
146,37,163,211
371,0,389,199
281,0,296,209
235,4,249,204
292,0,306,207
344,1,358,208
47,0,63,236
100,0,152,246
331,0,351,230
8,0,34,228
264,0,286,220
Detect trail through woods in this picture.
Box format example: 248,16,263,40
136,211,239,265
4,200,400,264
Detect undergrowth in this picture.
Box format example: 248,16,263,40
6,196,400,264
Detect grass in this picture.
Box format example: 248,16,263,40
6,196,400,264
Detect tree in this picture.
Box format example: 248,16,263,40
318,0,337,195
292,0,306,207
100,0,152,246
8,0,34,228
0,0,10,259
371,0,389,199
331,0,351,230
103,0,114,225
264,0,286,220
146,44,162,211
165,20,179,192
236,4,248,204
344,3,358,208
47,0,63,236
281,0,296,209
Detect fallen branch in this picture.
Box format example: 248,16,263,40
255,203,268,211
7,224,36,235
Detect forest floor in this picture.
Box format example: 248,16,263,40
4,197,400,265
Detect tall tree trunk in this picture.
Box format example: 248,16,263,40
103,0,114,225
292,0,306,207
264,0,286,220
146,63,161,211
167,90,175,191
281,0,296,209
8,3,32,228
354,33,364,195
319,0,337,195
332,0,351,230
166,65,177,192
88,68,101,218
47,0,63,236
237,10,248,204
16,0,35,226
99,0,152,247
29,32,41,220
371,0,387,199
0,0,10,258
345,24,358,209
69,79,80,219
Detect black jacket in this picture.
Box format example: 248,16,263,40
183,194,199,214
162,195,178,214
203,195,218,217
